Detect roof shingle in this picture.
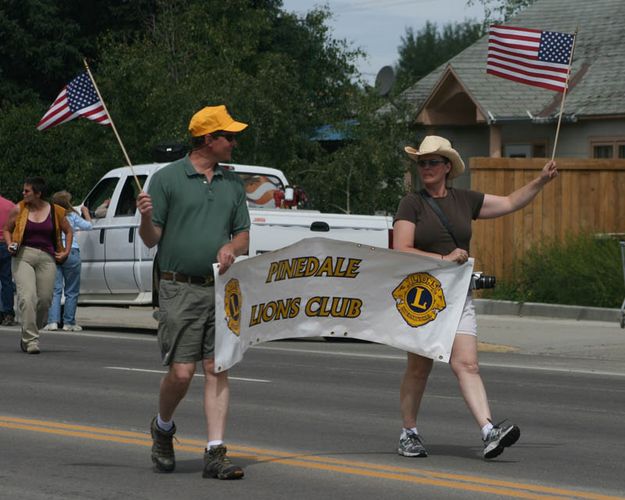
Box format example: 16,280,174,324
401,0,625,121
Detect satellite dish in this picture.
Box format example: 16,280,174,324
374,65,396,97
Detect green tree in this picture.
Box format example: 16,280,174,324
394,20,483,92
0,1,367,208
0,0,157,106
298,93,413,215
0,0,81,105
0,102,119,201
467,0,537,24
94,0,363,180
0,1,440,215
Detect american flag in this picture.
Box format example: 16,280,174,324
37,73,111,131
487,25,575,92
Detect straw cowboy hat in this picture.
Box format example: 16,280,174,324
404,136,465,179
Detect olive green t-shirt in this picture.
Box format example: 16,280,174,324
394,188,484,255
149,155,250,276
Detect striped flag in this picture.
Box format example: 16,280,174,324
487,25,575,92
37,73,111,131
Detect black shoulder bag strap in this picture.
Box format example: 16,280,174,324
419,189,460,248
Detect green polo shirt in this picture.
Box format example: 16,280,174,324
149,155,250,276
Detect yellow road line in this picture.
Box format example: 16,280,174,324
0,416,621,500
478,341,518,353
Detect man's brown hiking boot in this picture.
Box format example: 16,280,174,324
202,445,244,480
150,417,176,472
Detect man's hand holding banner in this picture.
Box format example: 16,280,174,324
214,237,474,372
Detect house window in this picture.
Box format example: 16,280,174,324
593,145,613,158
591,139,625,158
503,144,531,158
503,142,547,158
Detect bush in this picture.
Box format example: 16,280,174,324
482,233,625,308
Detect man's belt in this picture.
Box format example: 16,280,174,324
160,271,214,286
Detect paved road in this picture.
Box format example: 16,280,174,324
1,313,624,499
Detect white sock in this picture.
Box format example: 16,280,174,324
157,414,173,431
208,439,224,449
401,427,419,437
481,422,494,440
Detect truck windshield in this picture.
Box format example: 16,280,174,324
236,173,285,208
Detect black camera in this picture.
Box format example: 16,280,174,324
470,272,496,290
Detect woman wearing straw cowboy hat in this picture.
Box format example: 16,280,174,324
393,136,557,459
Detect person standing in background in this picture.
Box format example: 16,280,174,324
3,177,72,354
44,191,93,331
0,194,17,326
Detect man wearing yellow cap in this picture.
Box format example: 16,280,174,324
137,105,250,480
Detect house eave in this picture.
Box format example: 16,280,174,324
415,65,489,126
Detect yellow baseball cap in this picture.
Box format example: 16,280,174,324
188,105,248,137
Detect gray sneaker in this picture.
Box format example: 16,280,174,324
483,420,520,459
2,314,16,326
203,445,244,480
26,343,41,355
20,339,40,354
150,417,176,472
398,430,428,457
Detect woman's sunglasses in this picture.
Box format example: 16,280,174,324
416,159,447,168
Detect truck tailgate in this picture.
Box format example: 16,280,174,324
249,210,393,255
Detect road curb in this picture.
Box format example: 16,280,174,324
474,299,621,323
74,301,623,331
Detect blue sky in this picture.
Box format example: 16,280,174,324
281,0,486,83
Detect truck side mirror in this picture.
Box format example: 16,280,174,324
284,186,294,202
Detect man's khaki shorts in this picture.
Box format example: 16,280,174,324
156,280,215,365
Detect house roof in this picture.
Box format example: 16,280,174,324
399,0,625,124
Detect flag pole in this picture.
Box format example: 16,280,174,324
82,59,142,191
550,28,578,161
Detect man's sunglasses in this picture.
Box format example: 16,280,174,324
416,159,447,168
210,132,237,142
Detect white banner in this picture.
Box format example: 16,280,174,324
214,237,473,372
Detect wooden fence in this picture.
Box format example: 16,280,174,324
469,157,625,281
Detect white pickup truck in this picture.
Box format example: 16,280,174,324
75,162,394,305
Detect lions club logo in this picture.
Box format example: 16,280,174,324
392,273,446,328
224,279,242,336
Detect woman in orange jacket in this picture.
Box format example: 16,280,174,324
3,177,72,354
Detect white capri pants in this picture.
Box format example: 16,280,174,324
456,292,478,336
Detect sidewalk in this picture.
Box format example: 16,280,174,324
68,301,625,368
474,299,622,323
76,306,157,330
75,300,624,331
